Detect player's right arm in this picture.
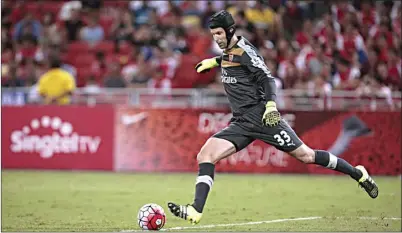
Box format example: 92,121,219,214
195,56,222,73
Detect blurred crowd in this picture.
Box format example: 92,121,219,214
1,0,401,98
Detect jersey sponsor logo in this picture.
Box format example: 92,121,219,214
221,68,237,84
10,116,101,158
229,54,234,62
238,39,273,78
221,76,238,84
221,68,228,76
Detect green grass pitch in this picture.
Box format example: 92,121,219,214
2,170,401,232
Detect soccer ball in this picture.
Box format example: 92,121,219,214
137,203,166,231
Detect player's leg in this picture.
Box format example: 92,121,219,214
288,144,378,198
168,123,254,224
257,119,378,199
193,137,237,211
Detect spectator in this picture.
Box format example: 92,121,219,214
295,19,314,47
1,0,14,28
130,0,154,27
147,67,171,94
266,59,279,81
83,76,102,95
357,1,378,28
356,75,394,109
391,3,401,37
152,43,179,80
127,52,153,87
258,40,275,62
148,8,160,26
245,0,276,29
121,46,140,80
2,64,25,87
375,61,394,88
307,75,332,97
64,8,84,42
111,10,134,43
163,28,190,53
59,1,82,21
159,1,182,31
42,12,64,46
369,20,394,49
386,48,402,90
333,56,361,90
79,16,104,45
12,13,42,42
294,39,315,75
1,25,14,63
281,0,304,36
182,1,201,17
233,10,255,42
103,62,127,88
277,45,296,81
15,36,44,64
201,1,216,28
91,51,107,81
37,56,76,105
131,24,153,46
284,63,301,89
17,58,43,83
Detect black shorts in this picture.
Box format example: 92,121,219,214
213,104,303,152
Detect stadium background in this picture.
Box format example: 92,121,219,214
1,0,401,231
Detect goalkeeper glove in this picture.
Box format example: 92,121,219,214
262,101,281,127
195,58,219,73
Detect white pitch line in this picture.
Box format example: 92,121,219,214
358,217,401,220
323,216,401,221
162,216,321,231
121,216,321,232
121,216,402,232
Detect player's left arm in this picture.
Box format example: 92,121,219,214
241,52,280,127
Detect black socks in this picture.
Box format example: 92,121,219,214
314,150,363,181
192,163,215,213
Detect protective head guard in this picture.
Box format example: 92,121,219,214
208,10,236,48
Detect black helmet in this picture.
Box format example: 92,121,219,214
208,10,236,48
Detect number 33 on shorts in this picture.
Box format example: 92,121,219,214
273,130,295,147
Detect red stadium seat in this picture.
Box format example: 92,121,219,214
42,2,63,15
92,41,115,54
68,41,91,53
70,54,96,67
76,68,94,87
24,2,39,13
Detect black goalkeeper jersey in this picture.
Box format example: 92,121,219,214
218,36,274,116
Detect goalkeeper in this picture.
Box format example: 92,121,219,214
168,10,378,225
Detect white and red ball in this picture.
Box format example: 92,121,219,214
137,203,166,231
